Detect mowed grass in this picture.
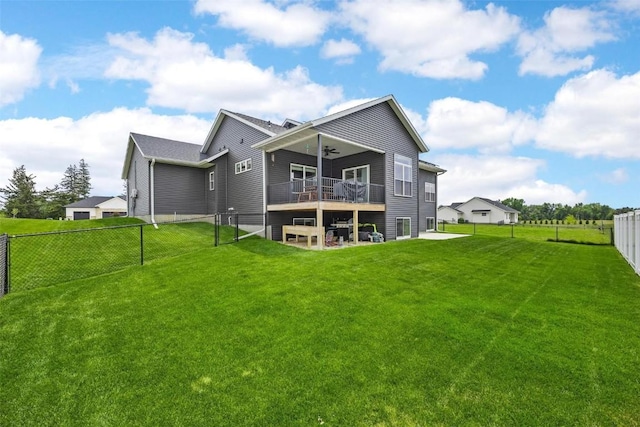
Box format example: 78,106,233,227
1,235,640,425
441,222,613,245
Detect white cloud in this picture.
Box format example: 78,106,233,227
609,0,640,14
0,31,42,106
320,38,361,63
598,167,629,184
536,69,640,158
0,108,211,197
433,154,586,205
340,0,520,80
104,27,342,119
417,97,536,153
194,0,332,47
517,6,616,77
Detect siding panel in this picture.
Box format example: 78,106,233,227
206,116,270,214
418,169,437,231
154,163,207,214
127,148,149,217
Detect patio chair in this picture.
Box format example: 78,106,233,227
325,229,337,246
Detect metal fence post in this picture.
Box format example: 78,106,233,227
473,223,476,234
140,224,144,265
235,212,239,242
556,226,559,242
264,212,268,239
511,224,514,238
214,214,219,247
0,234,8,297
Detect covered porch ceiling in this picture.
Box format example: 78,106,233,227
254,127,384,160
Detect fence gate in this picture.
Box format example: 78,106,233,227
0,234,8,297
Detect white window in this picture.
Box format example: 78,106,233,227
394,154,412,197
291,164,317,191
293,217,316,226
426,217,435,231
209,170,215,190
396,217,411,239
235,158,252,174
343,164,370,184
425,182,435,202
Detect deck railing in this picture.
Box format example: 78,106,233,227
268,177,385,205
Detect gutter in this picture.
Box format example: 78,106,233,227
150,158,158,229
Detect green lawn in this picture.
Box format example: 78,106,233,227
1,235,639,425
440,222,613,245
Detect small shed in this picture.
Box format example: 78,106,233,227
65,196,127,220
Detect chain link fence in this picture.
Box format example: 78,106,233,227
1,213,267,296
1,234,8,297
438,221,614,245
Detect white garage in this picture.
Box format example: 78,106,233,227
65,196,127,220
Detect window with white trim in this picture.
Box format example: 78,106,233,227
426,217,435,231
343,164,370,184
235,158,252,174
425,182,435,202
394,154,412,197
209,170,215,190
290,163,317,191
396,217,411,239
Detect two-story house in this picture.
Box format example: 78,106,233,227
121,95,446,248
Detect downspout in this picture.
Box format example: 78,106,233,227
435,170,445,231
150,158,158,228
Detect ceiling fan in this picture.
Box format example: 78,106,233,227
323,146,340,156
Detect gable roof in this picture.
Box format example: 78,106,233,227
460,197,519,213
65,196,123,208
438,203,463,212
200,110,279,154
251,95,429,154
478,197,520,213
121,133,228,179
132,133,203,163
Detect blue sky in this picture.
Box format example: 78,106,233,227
1,0,639,208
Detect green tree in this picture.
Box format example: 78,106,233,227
59,159,92,202
0,165,40,218
77,158,92,199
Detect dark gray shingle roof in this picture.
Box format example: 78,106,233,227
65,196,120,208
479,197,519,213
131,133,205,162
231,112,290,135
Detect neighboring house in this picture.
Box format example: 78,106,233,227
440,197,519,224
65,196,127,220
438,202,463,224
121,95,446,247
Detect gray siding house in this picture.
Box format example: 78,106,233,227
121,95,446,247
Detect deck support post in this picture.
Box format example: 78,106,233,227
353,209,359,244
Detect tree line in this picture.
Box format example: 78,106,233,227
500,197,634,222
0,160,91,219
